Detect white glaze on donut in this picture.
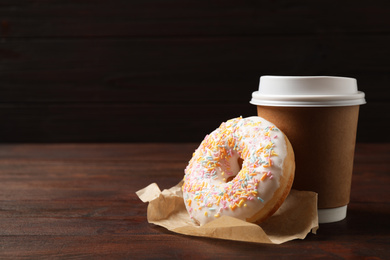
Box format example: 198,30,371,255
182,116,293,225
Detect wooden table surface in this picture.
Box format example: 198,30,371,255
0,143,389,259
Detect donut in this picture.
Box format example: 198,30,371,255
182,116,295,225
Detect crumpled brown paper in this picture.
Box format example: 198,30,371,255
136,181,318,244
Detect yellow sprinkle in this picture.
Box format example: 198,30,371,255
204,211,208,217
244,204,247,207
238,199,245,207
214,213,220,218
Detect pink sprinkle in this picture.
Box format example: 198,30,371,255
273,135,278,139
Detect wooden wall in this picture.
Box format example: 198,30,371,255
1,0,389,143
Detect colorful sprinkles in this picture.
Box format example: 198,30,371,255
182,117,282,224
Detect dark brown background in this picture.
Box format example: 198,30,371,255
1,0,389,143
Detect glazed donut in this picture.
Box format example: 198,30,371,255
182,116,295,225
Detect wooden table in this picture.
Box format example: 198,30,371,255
0,143,389,259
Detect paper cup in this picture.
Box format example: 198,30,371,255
250,76,366,223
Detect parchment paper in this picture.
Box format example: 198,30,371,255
136,181,318,244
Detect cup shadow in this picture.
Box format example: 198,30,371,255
314,203,390,239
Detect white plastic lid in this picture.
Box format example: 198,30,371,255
250,76,366,107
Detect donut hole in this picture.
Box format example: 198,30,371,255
226,176,235,182
238,157,244,169
225,157,244,183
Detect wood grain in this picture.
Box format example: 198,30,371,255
1,0,390,37
0,143,389,258
0,1,389,142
